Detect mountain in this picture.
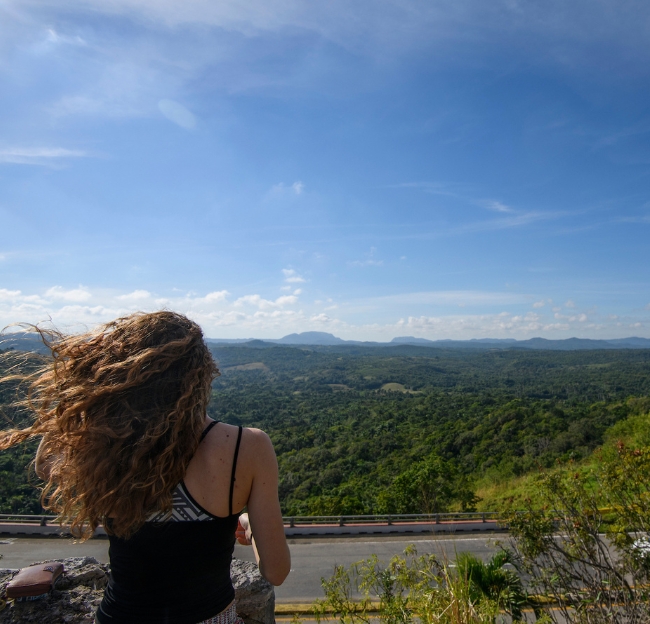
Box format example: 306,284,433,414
4,330,650,353
606,337,650,348
517,337,619,350
274,332,347,345
391,336,437,345
0,333,51,354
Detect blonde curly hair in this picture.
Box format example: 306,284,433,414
0,311,219,539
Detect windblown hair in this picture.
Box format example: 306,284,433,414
0,311,219,539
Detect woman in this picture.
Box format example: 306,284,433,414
0,311,290,624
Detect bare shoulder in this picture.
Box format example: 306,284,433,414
242,427,272,447
239,428,276,466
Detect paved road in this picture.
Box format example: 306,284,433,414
0,534,503,603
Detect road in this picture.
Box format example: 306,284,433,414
0,534,502,603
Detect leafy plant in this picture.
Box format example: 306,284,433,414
313,546,521,624
455,552,525,620
505,440,650,623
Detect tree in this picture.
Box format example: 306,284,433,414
505,441,650,623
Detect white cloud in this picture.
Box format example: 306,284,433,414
0,147,88,166
158,99,197,130
310,313,331,323
234,294,298,309
117,290,151,301
293,288,303,295
645,303,650,311
565,299,576,308
275,295,298,306
291,181,304,195
0,285,647,342
0,289,21,300
45,286,92,302
204,290,230,302
532,300,545,308
282,268,306,283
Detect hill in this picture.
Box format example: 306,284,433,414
1,343,649,516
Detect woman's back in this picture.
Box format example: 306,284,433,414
0,311,290,624
98,420,246,624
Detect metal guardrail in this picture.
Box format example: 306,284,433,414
282,512,500,527
0,514,58,526
0,512,502,528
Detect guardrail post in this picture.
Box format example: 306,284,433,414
339,516,344,527
387,515,392,526
482,513,486,523
435,514,440,524
40,516,47,527
289,517,294,528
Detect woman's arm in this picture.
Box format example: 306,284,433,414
241,430,291,586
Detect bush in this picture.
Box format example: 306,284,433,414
313,546,524,624
504,441,650,623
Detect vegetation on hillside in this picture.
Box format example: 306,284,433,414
207,344,650,515
1,343,649,516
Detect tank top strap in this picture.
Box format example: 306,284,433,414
229,426,243,516
199,419,219,444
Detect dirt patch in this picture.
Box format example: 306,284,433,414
328,384,351,392
380,383,420,394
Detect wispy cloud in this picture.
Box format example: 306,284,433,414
267,181,305,198
348,247,383,267
158,99,196,130
483,200,514,214
0,147,88,166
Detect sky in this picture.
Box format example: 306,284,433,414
1,0,649,341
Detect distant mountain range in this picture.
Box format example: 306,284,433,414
207,332,650,350
3,330,650,353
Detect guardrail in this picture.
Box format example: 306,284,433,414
282,512,501,527
0,512,501,527
0,514,58,526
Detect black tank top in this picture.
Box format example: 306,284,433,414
96,421,243,624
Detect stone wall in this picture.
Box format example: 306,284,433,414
0,557,275,624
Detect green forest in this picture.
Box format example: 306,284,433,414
1,343,650,516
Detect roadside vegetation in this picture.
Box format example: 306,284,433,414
314,422,650,622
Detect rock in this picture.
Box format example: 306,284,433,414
231,559,275,624
0,557,109,623
0,557,275,624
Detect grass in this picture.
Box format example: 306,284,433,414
474,455,602,511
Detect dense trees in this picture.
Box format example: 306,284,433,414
1,343,649,516
206,344,650,514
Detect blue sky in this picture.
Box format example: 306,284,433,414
1,0,649,340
